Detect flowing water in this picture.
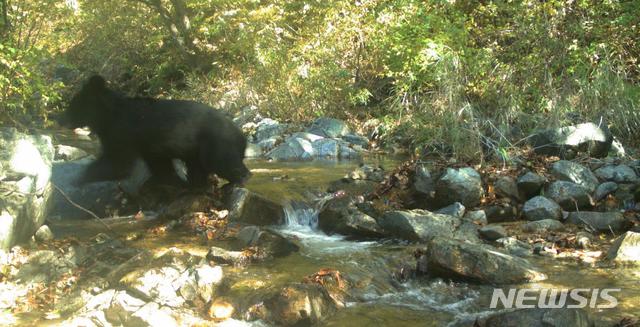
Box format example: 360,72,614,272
47,150,640,325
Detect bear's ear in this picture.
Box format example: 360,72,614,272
85,75,106,91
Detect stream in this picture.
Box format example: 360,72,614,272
46,157,640,326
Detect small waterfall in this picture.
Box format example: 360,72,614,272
282,194,332,229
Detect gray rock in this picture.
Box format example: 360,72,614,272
413,164,435,196
495,237,533,257
266,137,314,161
435,167,484,207
0,128,54,250
567,211,631,233
307,117,350,138
576,231,594,249
495,176,521,201
606,231,640,264
34,225,54,242
594,165,638,183
312,138,340,157
522,219,565,233
483,308,593,327
261,283,337,326
254,118,288,142
225,187,285,225
235,226,299,257
257,136,280,151
206,246,248,266
318,198,385,239
517,172,547,199
54,144,89,161
522,196,562,221
530,122,613,158
434,202,465,218
426,237,547,284
244,143,262,158
551,160,599,192
463,210,488,225
50,158,148,219
288,132,325,143
594,182,618,201
479,225,507,241
546,181,592,210
338,143,361,159
485,203,519,223
342,133,369,148
378,210,464,242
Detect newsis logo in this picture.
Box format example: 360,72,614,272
490,288,621,309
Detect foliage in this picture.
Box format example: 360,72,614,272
1,0,639,160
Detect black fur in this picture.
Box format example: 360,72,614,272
63,75,250,186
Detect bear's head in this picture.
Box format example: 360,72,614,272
214,124,252,185
62,75,109,129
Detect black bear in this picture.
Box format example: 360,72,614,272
62,75,251,187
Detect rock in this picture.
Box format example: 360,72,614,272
288,132,325,143
594,182,618,201
550,160,599,192
34,225,54,242
566,211,631,233
318,198,385,238
495,176,521,201
342,133,369,149
463,210,488,225
495,237,533,257
434,202,465,218
529,122,613,158
377,210,462,242
16,250,76,284
50,158,149,219
479,225,508,241
307,117,350,138
0,128,54,249
54,144,89,161
594,165,638,183
266,137,314,161
345,164,385,182
232,105,260,127
261,283,338,326
522,219,565,233
413,164,435,196
576,231,594,249
206,247,248,266
257,136,280,152
244,143,262,158
225,187,285,225
254,118,288,143
522,196,562,221
482,308,593,327
485,204,518,223
235,226,299,257
208,298,234,320
517,172,547,199
606,231,640,264
312,138,339,158
338,143,360,159
546,181,592,210
435,167,484,207
426,237,547,284
192,264,224,303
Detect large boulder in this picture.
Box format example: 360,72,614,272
529,122,613,158
224,188,285,225
377,210,462,242
594,165,638,183
234,226,299,258
550,160,599,192
606,231,640,264
425,237,547,284
0,128,54,249
522,196,562,221
318,198,385,239
566,211,631,233
546,181,592,210
254,118,289,143
306,117,350,138
517,172,546,199
266,137,315,161
435,167,484,207
260,283,338,326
